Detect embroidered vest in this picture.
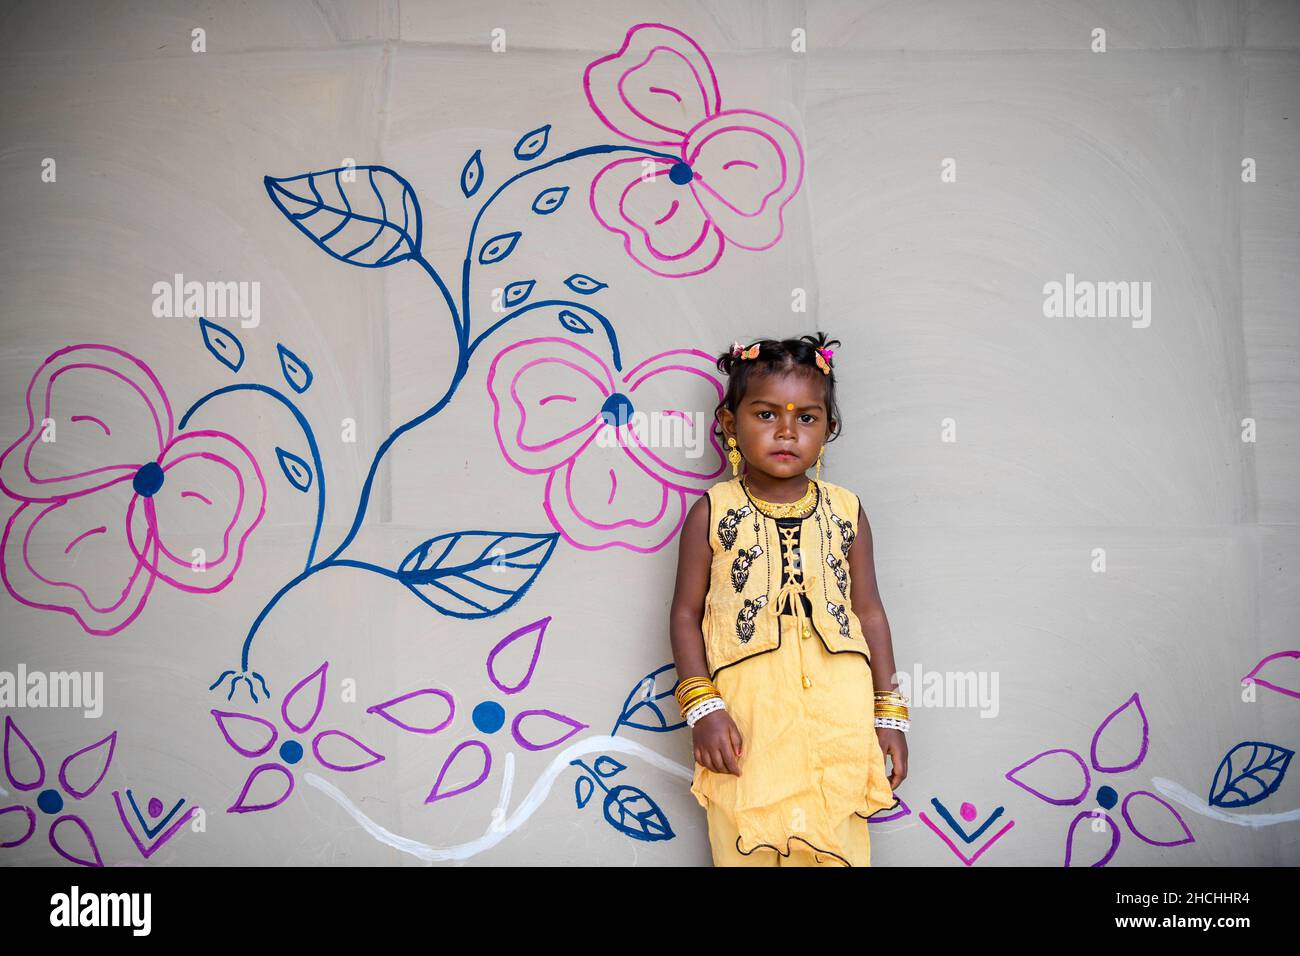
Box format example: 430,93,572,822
700,476,871,680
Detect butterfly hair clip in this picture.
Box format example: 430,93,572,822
731,340,761,361
814,346,834,376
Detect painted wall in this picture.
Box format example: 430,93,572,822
1,0,1297,866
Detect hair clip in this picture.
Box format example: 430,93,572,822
731,341,760,361
815,346,834,376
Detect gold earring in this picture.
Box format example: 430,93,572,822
816,444,824,481
728,436,742,477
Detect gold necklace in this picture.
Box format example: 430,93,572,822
742,476,818,519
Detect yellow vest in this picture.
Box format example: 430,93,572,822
700,476,872,680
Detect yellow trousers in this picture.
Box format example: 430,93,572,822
706,801,873,866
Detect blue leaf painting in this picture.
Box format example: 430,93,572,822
613,664,686,734
1208,741,1294,808
602,785,674,841
199,317,244,373
277,343,313,394
563,273,607,295
478,231,521,265
460,149,484,198
395,530,560,618
264,165,422,268
514,124,551,161
503,280,535,308
275,447,313,492
558,309,592,335
531,185,569,215
574,775,594,809
593,756,627,778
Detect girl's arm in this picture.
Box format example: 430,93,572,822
849,502,909,789
669,495,713,688
848,503,899,691
670,495,744,776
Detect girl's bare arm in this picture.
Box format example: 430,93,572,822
669,495,743,776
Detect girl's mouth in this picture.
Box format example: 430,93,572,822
771,450,798,460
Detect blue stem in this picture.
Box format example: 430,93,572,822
226,143,669,693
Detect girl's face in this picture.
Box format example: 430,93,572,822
720,369,832,482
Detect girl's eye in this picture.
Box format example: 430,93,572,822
757,410,774,420
800,414,816,424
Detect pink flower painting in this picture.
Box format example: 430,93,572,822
487,336,725,552
0,344,266,636
584,22,806,277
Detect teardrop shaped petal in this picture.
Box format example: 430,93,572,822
365,688,455,734
48,814,104,867
1121,790,1195,847
1004,748,1090,806
211,710,278,758
1063,809,1121,867
3,716,45,791
1242,650,1300,699
281,661,328,734
1090,692,1149,774
0,805,36,848
312,730,384,772
511,709,589,751
228,763,294,813
59,731,117,799
487,617,550,694
425,740,491,804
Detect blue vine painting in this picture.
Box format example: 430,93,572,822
0,21,1295,866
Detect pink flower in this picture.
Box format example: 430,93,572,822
365,617,587,805
0,344,266,636
583,22,806,277
1,717,116,867
212,661,384,814
486,336,725,552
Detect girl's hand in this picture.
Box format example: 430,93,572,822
876,727,908,790
693,710,744,777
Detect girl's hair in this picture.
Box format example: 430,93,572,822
712,332,844,443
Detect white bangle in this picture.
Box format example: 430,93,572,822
874,715,910,731
686,696,726,727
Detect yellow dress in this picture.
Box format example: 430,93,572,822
690,515,899,866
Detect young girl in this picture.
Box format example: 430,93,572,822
669,332,909,867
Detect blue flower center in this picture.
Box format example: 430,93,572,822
600,392,634,428
278,740,304,764
37,788,64,814
1096,785,1118,810
133,461,165,497
472,700,506,734
668,162,694,185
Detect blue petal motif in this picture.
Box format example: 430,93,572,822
563,273,607,295
574,775,594,809
558,309,593,335
513,124,551,161
531,185,569,215
479,231,522,265
1208,741,1293,808
395,530,560,618
503,280,535,308
199,317,244,373
460,149,484,198
275,447,313,492
264,165,422,268
276,343,313,394
593,756,627,778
